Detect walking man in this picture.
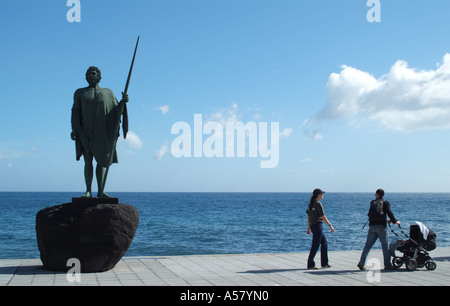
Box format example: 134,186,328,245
358,189,400,270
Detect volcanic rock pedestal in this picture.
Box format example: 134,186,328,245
36,197,139,273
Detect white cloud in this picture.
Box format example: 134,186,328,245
154,141,169,160
28,147,37,156
279,128,293,139
125,131,143,149
0,146,38,161
158,105,170,115
0,152,8,161
315,53,450,132
303,129,323,140
205,102,239,125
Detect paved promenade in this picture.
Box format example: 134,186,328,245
1,247,449,286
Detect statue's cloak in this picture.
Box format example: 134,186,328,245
71,87,128,168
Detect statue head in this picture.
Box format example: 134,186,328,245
86,66,102,86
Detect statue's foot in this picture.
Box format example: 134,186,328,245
81,191,92,198
97,192,112,198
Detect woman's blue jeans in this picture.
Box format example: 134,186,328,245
308,223,329,268
359,224,392,268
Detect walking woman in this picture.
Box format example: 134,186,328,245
306,189,335,269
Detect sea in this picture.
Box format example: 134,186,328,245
0,192,449,259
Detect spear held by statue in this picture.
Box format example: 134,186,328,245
98,36,140,197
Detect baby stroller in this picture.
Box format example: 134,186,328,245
388,221,437,271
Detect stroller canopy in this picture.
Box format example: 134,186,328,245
410,221,429,240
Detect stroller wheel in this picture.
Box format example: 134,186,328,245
425,261,437,271
392,257,403,268
406,259,418,271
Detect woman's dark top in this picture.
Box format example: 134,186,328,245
306,200,325,224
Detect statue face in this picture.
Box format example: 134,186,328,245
86,69,101,86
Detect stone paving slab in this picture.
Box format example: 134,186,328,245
0,247,449,286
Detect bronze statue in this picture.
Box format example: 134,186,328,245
71,66,129,198
71,37,139,198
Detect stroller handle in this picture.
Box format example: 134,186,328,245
388,221,401,229
388,221,405,241
389,221,419,246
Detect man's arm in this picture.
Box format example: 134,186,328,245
385,201,400,225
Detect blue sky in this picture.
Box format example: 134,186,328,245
1,0,450,192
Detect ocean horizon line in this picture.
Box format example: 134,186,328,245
1,191,450,194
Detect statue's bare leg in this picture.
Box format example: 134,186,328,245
82,152,94,198
96,165,111,198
